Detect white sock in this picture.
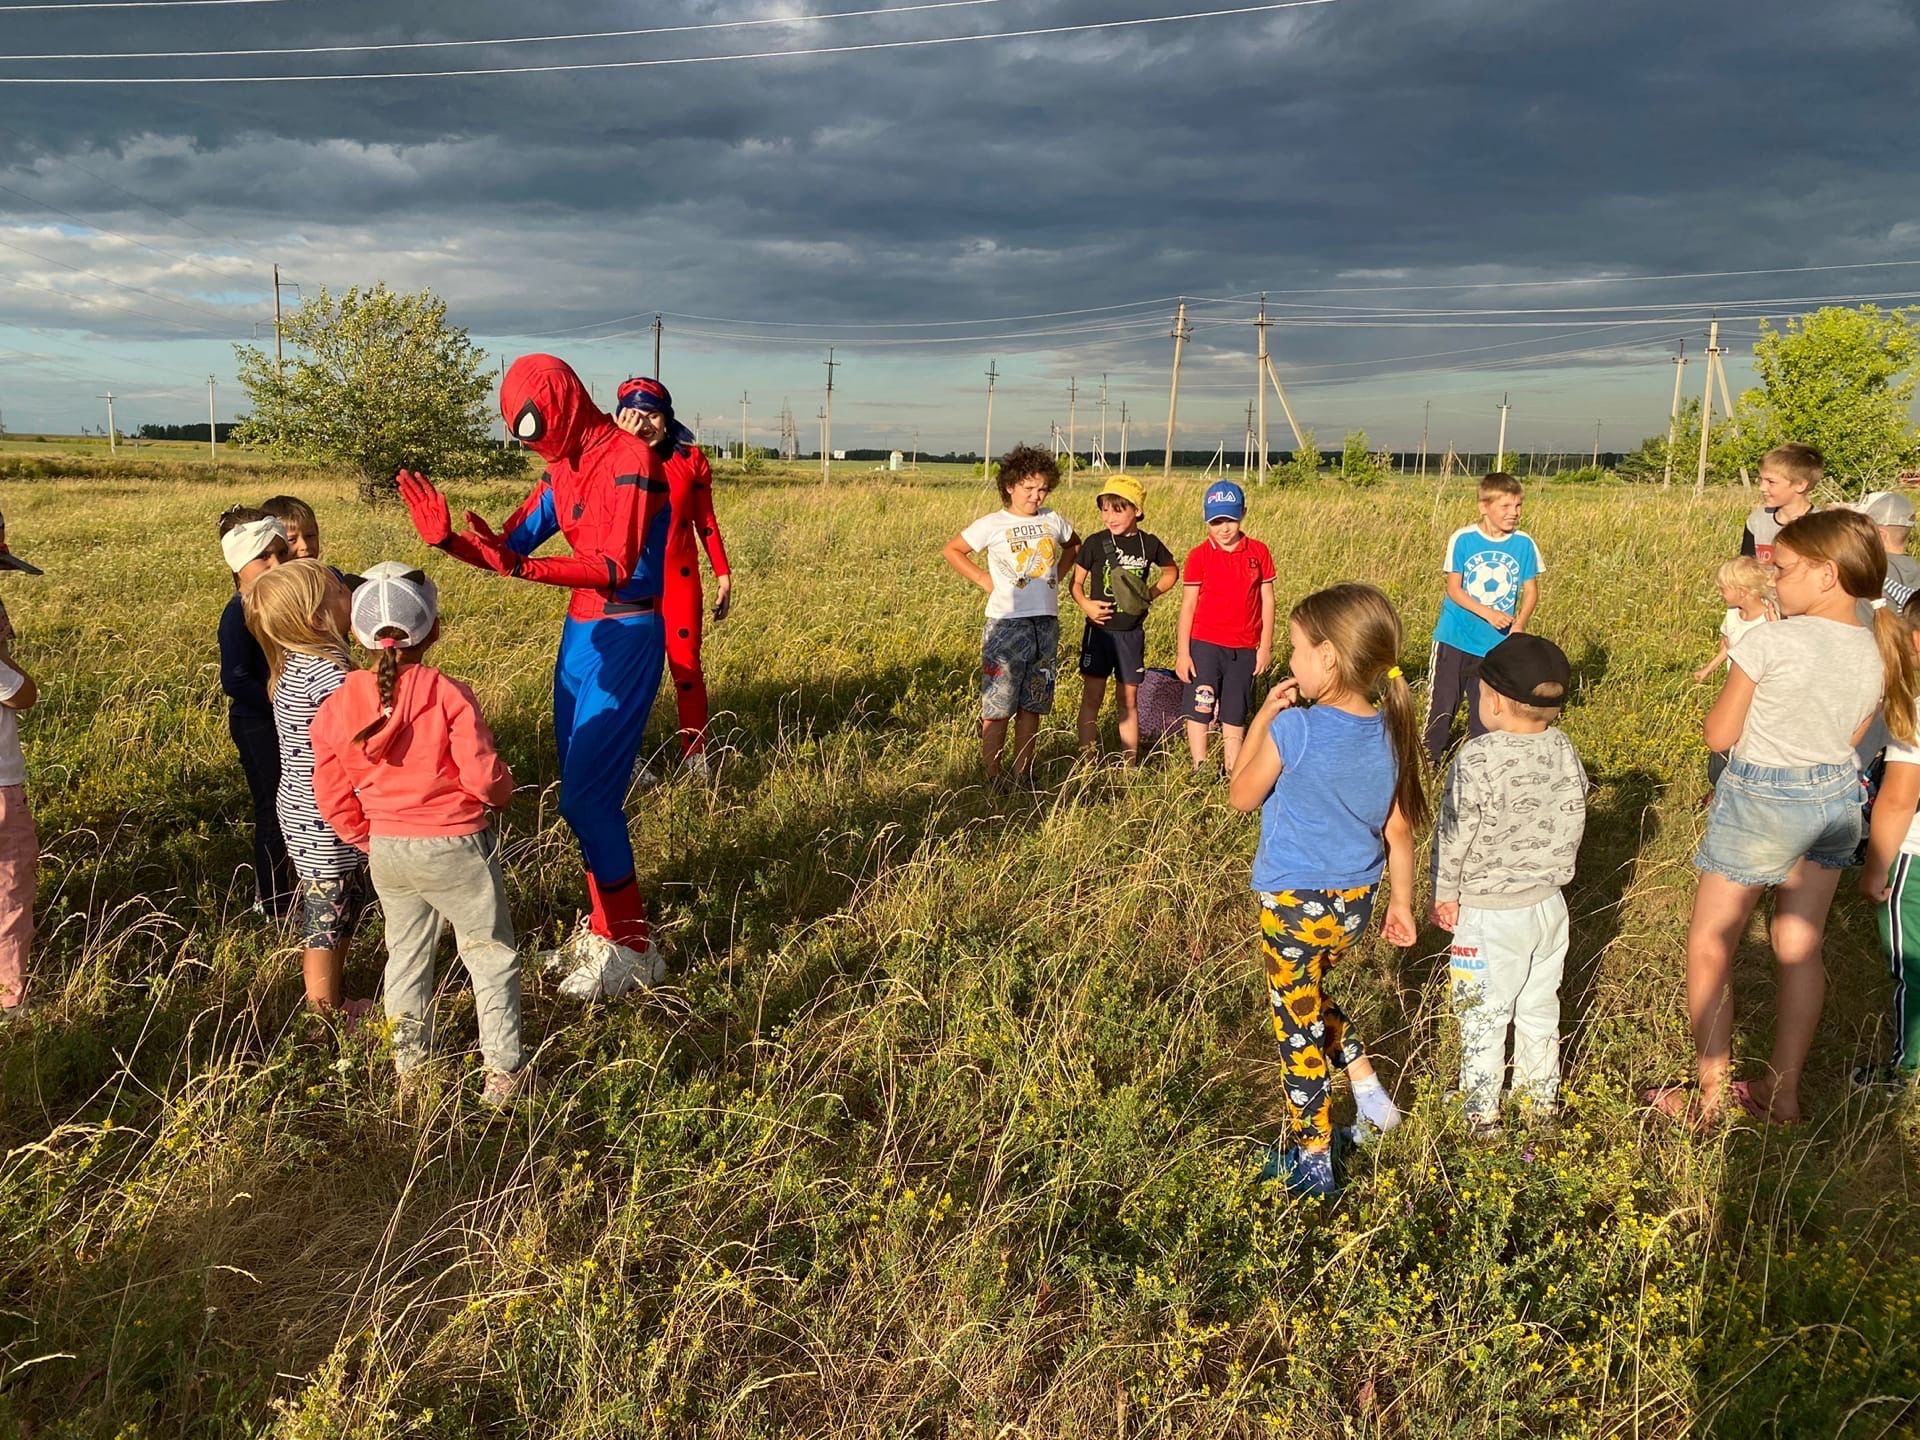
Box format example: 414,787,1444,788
1351,1072,1402,1131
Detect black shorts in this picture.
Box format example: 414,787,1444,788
1078,622,1147,685
1183,638,1257,727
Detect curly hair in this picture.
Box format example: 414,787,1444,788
994,444,1060,502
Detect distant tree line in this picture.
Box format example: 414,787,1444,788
138,423,242,443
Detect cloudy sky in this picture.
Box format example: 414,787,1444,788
1,0,1916,454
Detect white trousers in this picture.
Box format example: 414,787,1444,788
1448,891,1569,1118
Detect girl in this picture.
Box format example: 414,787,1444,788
217,506,293,916
246,559,369,1015
1229,583,1426,1197
310,564,525,1105
1693,556,1777,787
1662,510,1915,1127
1854,591,1920,1091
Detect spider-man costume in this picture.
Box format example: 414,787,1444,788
615,377,731,759
398,353,672,953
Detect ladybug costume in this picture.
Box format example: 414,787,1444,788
615,377,731,760
398,353,672,954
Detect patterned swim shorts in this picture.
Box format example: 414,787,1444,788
980,615,1060,720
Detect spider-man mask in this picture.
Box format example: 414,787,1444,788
501,353,605,464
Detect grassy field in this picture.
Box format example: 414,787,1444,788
0,460,1914,1439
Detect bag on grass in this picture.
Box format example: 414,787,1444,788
1135,667,1184,744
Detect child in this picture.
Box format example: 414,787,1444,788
218,506,294,916
311,563,527,1106
1229,582,1425,1196
1693,556,1777,786
1853,491,1920,604
1424,474,1542,765
247,559,370,1015
941,445,1080,787
1429,634,1588,1136
265,492,362,588
0,515,43,1018
1072,475,1178,764
1658,509,1914,1127
1739,443,1821,564
1176,480,1276,773
1856,591,1920,1090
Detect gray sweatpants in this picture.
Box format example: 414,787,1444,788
369,831,524,1075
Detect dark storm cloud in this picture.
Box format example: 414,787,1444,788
2,0,1918,439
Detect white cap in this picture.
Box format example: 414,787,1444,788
350,561,438,650
220,516,285,573
1856,490,1917,528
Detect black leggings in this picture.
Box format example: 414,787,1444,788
230,711,295,915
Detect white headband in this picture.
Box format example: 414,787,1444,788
221,517,285,573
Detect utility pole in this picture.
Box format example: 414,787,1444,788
1695,317,1721,495
739,390,749,463
1709,330,1750,487
911,428,919,471
1495,394,1510,471
99,391,116,454
1242,399,1255,480
1419,399,1431,478
822,348,838,483
207,375,218,461
1262,353,1307,453
1255,295,1271,483
1163,301,1190,481
1067,376,1077,484
1662,341,1687,488
1119,401,1130,472
1592,420,1602,468
1098,373,1109,471
983,360,999,484
652,314,663,378
272,263,284,371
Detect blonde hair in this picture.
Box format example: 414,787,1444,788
1775,510,1916,745
247,559,350,695
1478,472,1523,500
1716,555,1775,607
1761,442,1823,490
1288,583,1429,829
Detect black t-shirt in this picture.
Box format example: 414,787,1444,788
1077,529,1174,631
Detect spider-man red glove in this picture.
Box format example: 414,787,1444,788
397,469,452,548
461,511,524,577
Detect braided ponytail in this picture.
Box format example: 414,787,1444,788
351,627,411,746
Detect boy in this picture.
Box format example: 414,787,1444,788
1854,491,1920,604
0,514,42,1018
1740,443,1821,564
218,506,294,916
1429,633,1587,1136
1425,473,1541,764
264,493,361,588
942,445,1080,787
1175,480,1274,773
1072,475,1178,764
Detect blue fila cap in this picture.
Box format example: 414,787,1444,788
1203,481,1245,521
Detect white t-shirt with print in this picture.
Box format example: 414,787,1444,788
1730,615,1882,770
960,508,1076,620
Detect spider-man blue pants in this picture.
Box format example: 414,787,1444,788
553,612,665,948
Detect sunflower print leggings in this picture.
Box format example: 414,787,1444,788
1258,885,1377,1151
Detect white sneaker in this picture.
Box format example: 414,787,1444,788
536,925,591,976
555,932,667,1002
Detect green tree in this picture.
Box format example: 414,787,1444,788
1725,305,1920,490
1340,429,1387,487
233,283,514,501
1273,429,1320,485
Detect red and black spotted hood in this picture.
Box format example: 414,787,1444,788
501,353,610,464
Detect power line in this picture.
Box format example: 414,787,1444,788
0,0,1027,61
0,0,1348,83
0,0,301,9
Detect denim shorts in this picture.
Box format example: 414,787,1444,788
1693,757,1861,886
981,615,1060,720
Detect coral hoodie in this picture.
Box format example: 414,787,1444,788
310,664,513,847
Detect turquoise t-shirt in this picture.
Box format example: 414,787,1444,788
1433,526,1543,657
1251,704,1396,892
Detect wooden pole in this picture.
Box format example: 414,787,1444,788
652,314,663,378
1262,357,1307,452
1694,318,1719,496
1255,294,1270,484
1711,341,1751,487
207,376,218,461
1495,394,1510,470
983,360,998,485
1662,344,1687,488
822,348,838,484
1119,401,1129,471
1162,302,1189,481
1067,376,1077,484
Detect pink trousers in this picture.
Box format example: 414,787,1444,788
0,786,37,1009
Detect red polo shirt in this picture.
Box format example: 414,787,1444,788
1184,535,1275,648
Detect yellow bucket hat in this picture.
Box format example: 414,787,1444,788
1096,474,1146,515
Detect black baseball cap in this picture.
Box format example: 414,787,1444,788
1480,633,1570,708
